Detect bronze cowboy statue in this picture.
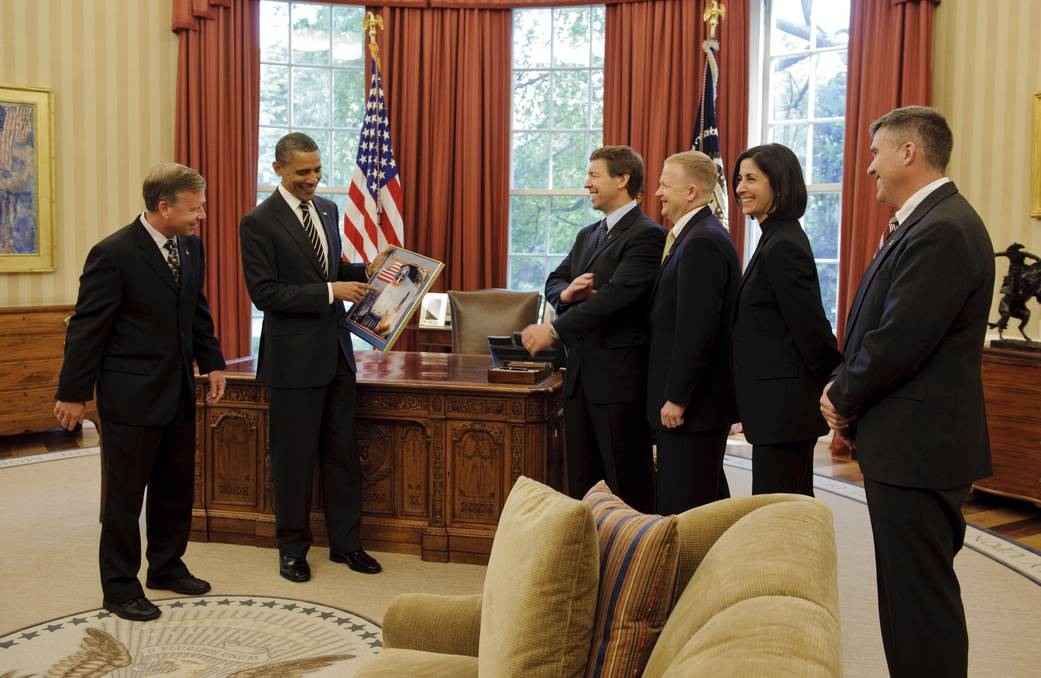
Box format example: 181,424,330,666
990,243,1041,341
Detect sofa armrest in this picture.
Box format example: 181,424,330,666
382,593,482,657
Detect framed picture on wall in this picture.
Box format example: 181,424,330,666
0,85,55,272
1032,92,1041,218
346,247,445,351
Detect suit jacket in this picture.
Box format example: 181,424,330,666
56,219,225,426
733,216,841,444
546,205,665,404
647,207,739,432
828,182,994,489
240,190,368,388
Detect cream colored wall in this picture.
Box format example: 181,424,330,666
933,0,1041,337
0,0,178,307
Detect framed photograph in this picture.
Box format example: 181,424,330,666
1032,92,1041,218
418,292,448,327
346,247,445,351
0,86,55,272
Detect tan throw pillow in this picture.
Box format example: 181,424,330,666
582,481,680,678
478,476,600,678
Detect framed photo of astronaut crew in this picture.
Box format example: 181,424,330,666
346,247,445,351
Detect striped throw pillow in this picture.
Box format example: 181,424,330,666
582,481,680,678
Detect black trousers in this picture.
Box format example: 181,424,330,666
563,377,654,513
864,478,972,678
751,439,816,496
99,407,195,603
269,350,362,558
654,427,729,515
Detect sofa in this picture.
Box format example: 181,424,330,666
356,479,842,677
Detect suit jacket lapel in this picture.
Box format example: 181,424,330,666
133,222,178,294
651,207,709,300
736,220,780,301
270,190,328,280
582,205,640,273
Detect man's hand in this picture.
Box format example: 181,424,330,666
521,323,556,356
365,247,394,279
820,379,856,450
54,400,86,431
559,273,597,304
205,370,226,404
660,401,686,429
332,281,376,303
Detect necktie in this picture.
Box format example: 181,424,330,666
593,219,608,250
163,239,180,284
299,201,327,278
661,229,677,262
877,216,899,251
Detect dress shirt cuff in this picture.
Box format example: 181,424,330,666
327,283,334,305
548,323,560,340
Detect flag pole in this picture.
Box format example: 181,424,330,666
703,0,726,40
363,11,384,71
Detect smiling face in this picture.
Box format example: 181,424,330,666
734,158,775,222
157,190,206,238
655,161,696,223
274,149,322,202
584,159,630,215
866,126,908,209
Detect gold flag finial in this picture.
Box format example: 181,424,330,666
363,11,384,69
703,1,726,39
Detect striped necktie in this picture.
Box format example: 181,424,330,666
878,216,899,252
299,201,327,278
163,239,180,284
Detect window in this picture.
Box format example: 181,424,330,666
508,6,605,292
254,1,368,354
760,0,849,327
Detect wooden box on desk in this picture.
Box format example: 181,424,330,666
978,346,1041,507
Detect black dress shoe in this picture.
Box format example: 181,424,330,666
146,574,211,595
280,555,311,582
330,549,382,574
103,597,161,622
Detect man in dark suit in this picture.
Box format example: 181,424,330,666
522,145,663,511
648,151,739,514
240,132,385,582
55,164,226,621
821,106,994,677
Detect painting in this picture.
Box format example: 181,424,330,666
0,86,54,272
1033,92,1041,218
346,247,445,351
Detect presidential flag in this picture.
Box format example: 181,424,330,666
691,37,728,230
343,58,404,263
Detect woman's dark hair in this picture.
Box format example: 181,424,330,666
731,143,808,220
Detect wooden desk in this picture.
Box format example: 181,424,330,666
192,351,565,563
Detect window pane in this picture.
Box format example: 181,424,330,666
552,70,589,129
510,256,548,292
260,1,289,62
260,64,290,126
813,52,847,118
333,68,365,128
512,132,551,189
811,122,845,184
513,9,551,69
510,195,548,255
332,6,365,67
771,55,810,120
816,261,839,328
291,3,331,66
292,67,331,127
550,195,588,254
258,127,286,184
814,1,850,47
552,132,588,189
590,70,604,128
328,193,348,216
553,8,590,68
803,192,840,259
513,70,550,130
591,6,605,67
329,130,359,186
769,124,808,170
772,0,811,53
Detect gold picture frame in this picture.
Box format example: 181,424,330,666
0,85,55,271
1033,92,1041,218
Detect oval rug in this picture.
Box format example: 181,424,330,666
0,595,382,676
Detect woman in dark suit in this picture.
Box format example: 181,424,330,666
731,144,841,495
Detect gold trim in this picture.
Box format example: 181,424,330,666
1032,92,1041,218
0,85,55,272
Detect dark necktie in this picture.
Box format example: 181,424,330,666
593,219,608,249
163,239,180,284
299,201,327,278
877,216,899,252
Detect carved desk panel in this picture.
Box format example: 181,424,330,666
193,352,565,564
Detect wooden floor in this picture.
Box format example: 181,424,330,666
2,426,1039,552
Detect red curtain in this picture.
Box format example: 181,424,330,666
172,0,259,360
373,5,512,293
604,0,749,257
836,0,940,343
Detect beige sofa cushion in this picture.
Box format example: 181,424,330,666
354,648,479,677
478,476,600,677
582,482,679,678
643,499,839,677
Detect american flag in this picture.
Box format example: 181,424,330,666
343,58,404,263
691,38,729,231
376,260,402,284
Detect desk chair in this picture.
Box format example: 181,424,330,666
446,289,541,355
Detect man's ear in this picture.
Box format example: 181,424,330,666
617,172,630,192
